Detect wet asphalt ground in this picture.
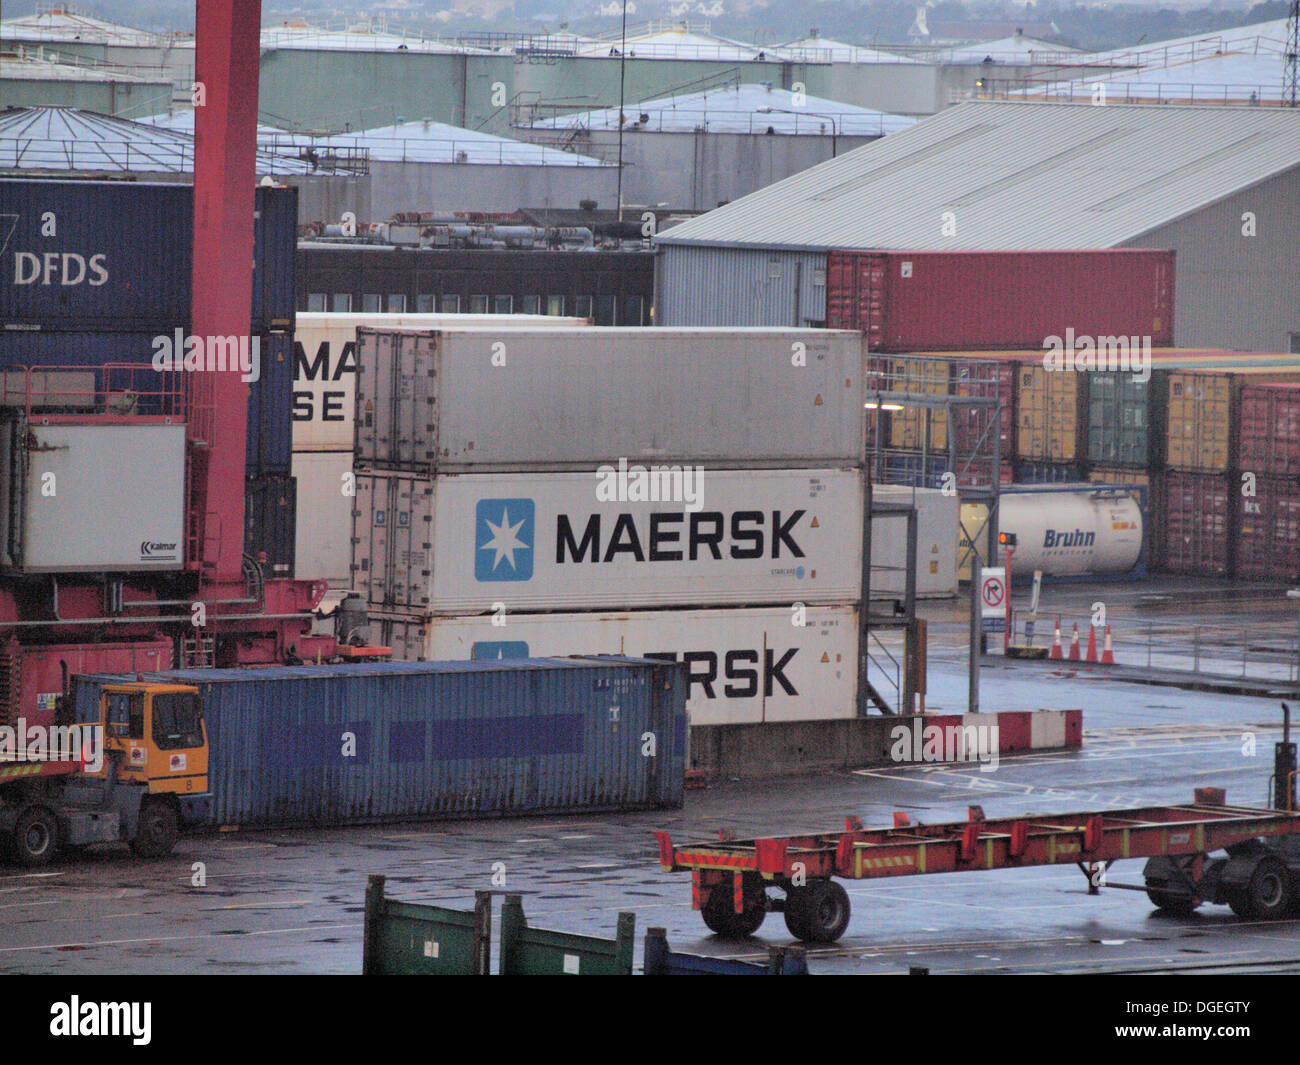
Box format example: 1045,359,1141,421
3,578,1300,975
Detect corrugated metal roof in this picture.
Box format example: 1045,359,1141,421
0,106,315,174
530,83,915,136
655,100,1300,252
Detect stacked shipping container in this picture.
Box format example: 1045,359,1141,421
0,179,300,578
348,326,870,726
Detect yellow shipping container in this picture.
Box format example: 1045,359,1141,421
1164,371,1233,472
956,502,990,582
1016,364,1082,462
888,358,949,451
1088,466,1151,487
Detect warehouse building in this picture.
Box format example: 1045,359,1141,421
654,100,1300,353
523,82,914,209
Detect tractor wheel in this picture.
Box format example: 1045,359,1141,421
13,806,60,868
700,877,767,938
783,879,851,944
130,801,179,858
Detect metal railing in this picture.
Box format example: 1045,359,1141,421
865,628,902,713
521,106,901,136
986,81,1290,105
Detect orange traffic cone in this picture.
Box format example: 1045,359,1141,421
1049,620,1063,660
1085,624,1099,663
1067,623,1081,661
1101,625,1115,664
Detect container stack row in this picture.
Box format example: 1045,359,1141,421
341,325,870,726
0,179,300,578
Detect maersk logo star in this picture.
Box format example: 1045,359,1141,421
475,498,535,581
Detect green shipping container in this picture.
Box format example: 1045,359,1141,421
1087,374,1153,467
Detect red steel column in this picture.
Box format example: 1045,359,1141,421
191,0,261,584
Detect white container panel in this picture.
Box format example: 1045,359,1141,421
353,326,867,470
291,450,354,587
12,423,186,572
870,485,960,598
354,468,864,614
291,312,589,452
382,606,860,726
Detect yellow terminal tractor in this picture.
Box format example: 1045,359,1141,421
0,680,211,865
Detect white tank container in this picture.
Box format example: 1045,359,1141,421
376,605,860,726
353,467,864,614
960,486,1144,578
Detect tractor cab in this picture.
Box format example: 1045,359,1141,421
97,682,209,800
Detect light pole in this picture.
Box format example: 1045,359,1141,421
755,105,841,157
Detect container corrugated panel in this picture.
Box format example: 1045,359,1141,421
1087,373,1158,467
1015,364,1083,461
886,357,948,450
0,180,295,332
245,475,296,579
1088,466,1151,487
825,250,1175,352
1238,383,1300,478
950,354,1018,461
1164,371,1233,473
656,246,827,328
71,658,688,826
1160,471,1230,576
1237,476,1300,582
353,326,866,471
1014,461,1086,484
246,332,293,477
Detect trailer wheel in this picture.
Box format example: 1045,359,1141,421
1242,857,1291,920
130,801,179,858
1144,887,1200,916
700,877,767,938
13,806,60,867
784,879,851,944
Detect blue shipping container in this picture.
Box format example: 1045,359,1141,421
0,180,296,332
882,453,949,489
0,328,292,476
72,658,688,827
1015,461,1085,484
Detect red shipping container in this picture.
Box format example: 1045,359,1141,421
825,249,1175,353
950,353,1021,461
1160,471,1231,576
1238,383,1300,477
1237,476,1300,582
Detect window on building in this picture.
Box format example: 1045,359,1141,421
307,293,327,312
573,295,592,319
546,295,565,316
387,293,407,313
331,293,352,312
362,293,382,313
521,295,542,316
594,295,616,325
470,294,489,314
493,295,513,314
416,294,435,313
622,295,644,326
441,294,461,313
1291,333,1300,355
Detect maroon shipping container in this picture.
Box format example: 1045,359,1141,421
950,353,1023,462
1238,383,1300,477
825,250,1175,353
1160,471,1231,576
1237,476,1300,582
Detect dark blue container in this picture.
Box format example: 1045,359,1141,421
72,658,688,827
244,474,296,578
244,331,293,476
882,453,949,489
0,328,291,476
1014,461,1086,484
0,179,296,332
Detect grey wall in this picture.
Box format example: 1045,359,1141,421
284,162,618,220
1121,165,1300,353
822,62,940,116
521,128,874,211
655,245,828,327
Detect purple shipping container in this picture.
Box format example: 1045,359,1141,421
1160,470,1231,576
825,250,1175,353
1238,383,1300,478
1237,476,1300,582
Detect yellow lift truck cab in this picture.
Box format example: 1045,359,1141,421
0,682,212,866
